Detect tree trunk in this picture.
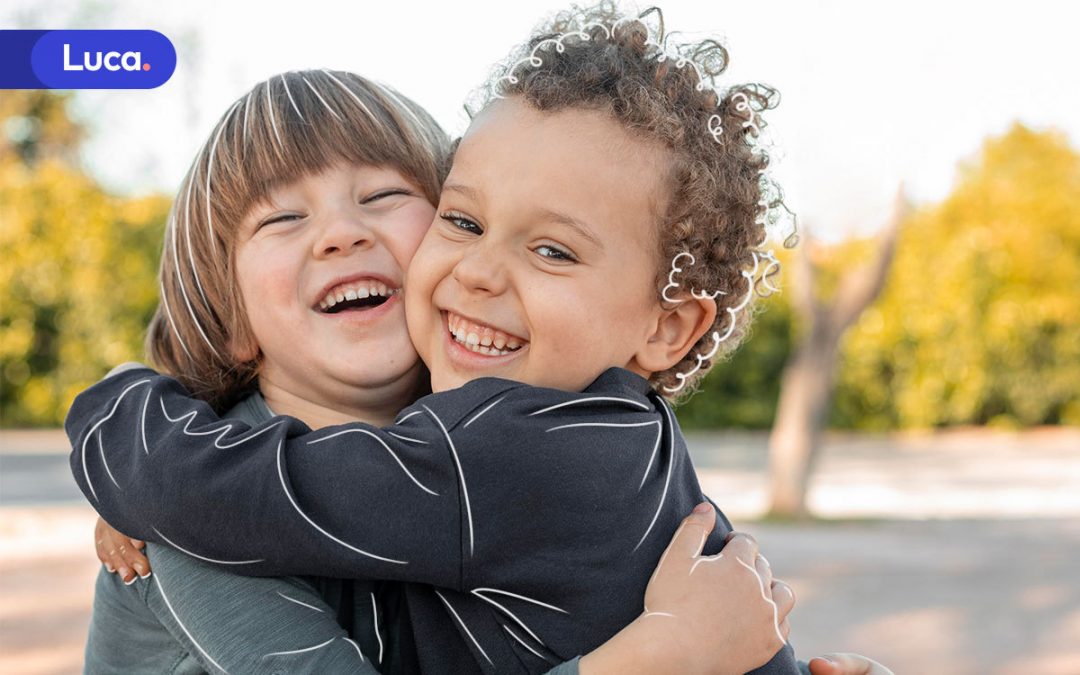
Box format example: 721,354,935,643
767,189,905,518
768,325,837,517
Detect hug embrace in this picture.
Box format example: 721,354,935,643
66,3,892,674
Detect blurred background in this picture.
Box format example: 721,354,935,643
1,0,1078,673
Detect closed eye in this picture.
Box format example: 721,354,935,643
259,213,303,227
362,188,414,204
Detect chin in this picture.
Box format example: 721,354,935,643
346,359,420,387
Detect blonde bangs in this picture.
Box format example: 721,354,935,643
147,70,450,411
207,70,448,239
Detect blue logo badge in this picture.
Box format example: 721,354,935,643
1,30,176,89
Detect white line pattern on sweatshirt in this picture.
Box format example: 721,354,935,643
275,440,408,565
436,590,492,666
308,429,438,495
152,527,264,565
81,378,150,501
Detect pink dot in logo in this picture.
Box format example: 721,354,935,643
143,63,151,71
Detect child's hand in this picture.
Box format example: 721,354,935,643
640,502,794,675
94,516,150,584
808,653,894,675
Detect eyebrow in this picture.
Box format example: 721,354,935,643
441,182,483,203
537,208,604,249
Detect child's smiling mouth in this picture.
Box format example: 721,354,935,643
444,310,527,358
316,276,400,314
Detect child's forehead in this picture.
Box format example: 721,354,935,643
454,98,673,216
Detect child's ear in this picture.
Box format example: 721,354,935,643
632,295,718,375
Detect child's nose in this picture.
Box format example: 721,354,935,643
452,242,507,296
313,215,375,258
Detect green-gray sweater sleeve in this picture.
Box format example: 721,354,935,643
541,655,810,673
544,656,581,675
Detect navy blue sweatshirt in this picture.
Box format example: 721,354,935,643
67,366,799,674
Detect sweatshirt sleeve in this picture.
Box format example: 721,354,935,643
67,367,475,588
429,381,801,674
67,367,800,673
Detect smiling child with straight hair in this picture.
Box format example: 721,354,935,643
76,64,797,675
70,3,890,674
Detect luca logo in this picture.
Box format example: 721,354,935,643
0,30,176,89
63,43,151,72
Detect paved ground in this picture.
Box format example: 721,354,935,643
2,427,1079,674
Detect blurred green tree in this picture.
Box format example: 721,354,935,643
677,286,794,430
834,123,1080,429
1,91,168,427
681,123,1080,434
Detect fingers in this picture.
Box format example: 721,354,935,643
755,552,773,598
118,540,152,581
94,519,151,584
771,579,796,622
807,655,851,675
808,653,894,675
771,579,795,641
721,531,759,568
100,542,136,583
658,502,717,577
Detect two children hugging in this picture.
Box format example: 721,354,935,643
69,4,890,675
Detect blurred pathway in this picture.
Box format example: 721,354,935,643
2,427,1079,674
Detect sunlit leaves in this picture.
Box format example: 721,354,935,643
1,92,166,426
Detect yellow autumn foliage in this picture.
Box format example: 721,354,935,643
1,140,167,426
833,123,1080,428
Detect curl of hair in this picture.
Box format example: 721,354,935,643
467,2,795,402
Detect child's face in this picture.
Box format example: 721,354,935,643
406,98,671,393
233,163,434,399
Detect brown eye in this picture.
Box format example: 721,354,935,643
535,244,577,262
441,213,482,235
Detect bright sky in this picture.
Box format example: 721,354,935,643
7,0,1080,242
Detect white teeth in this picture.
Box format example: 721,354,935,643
459,340,513,356
445,311,525,356
318,281,398,309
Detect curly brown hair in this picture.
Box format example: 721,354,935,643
468,2,795,401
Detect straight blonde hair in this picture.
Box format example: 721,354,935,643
146,70,452,411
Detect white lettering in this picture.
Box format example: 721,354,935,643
62,43,82,71
120,51,141,71
61,45,143,73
